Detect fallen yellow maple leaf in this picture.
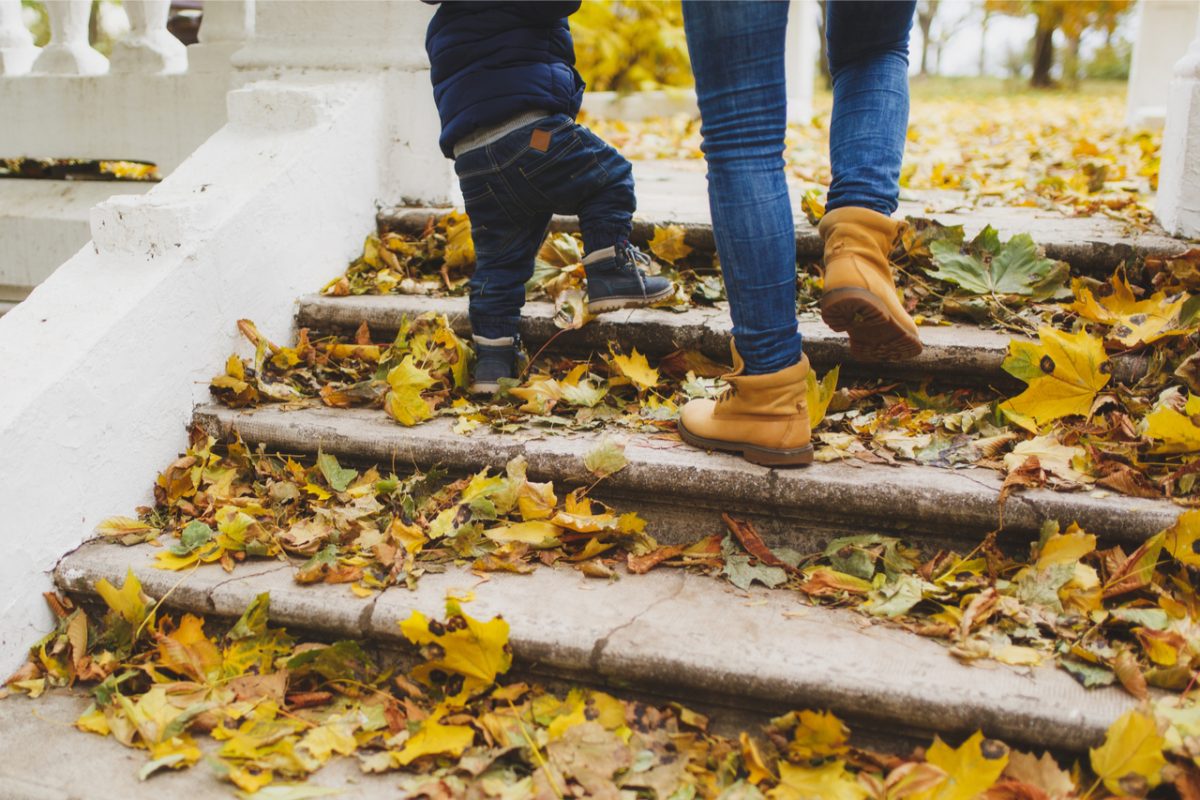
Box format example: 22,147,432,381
768,761,868,800
1143,392,1200,454
393,705,476,766
399,599,513,703
648,224,692,264
611,348,660,392
1163,509,1200,568
1068,272,1188,349
1089,709,1166,795
999,327,1110,432
911,731,1008,800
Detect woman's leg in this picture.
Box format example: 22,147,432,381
681,0,800,376
824,0,916,215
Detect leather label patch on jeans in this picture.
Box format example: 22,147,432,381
530,129,552,152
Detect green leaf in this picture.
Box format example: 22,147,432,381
584,438,628,479
227,592,271,641
929,227,1068,300
1060,657,1115,688
863,574,924,618
317,451,358,492
721,536,787,591
168,521,215,556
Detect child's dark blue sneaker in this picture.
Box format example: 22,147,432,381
582,241,674,314
471,335,522,395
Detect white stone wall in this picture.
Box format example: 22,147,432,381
0,0,453,670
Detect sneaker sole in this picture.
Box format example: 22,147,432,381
677,419,814,468
587,284,675,314
820,287,923,362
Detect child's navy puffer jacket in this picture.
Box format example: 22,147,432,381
425,1,585,159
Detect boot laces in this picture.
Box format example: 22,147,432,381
615,240,650,291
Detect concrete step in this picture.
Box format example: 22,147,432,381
298,293,1150,386
298,293,1024,385
54,540,1141,756
194,404,1179,552
378,162,1188,276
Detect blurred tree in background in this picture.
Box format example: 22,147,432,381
571,0,693,92
987,0,1133,87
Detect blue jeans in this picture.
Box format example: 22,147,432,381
682,0,915,374
454,114,636,339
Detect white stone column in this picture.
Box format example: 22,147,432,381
30,0,107,75
1157,16,1200,237
786,0,817,123
108,0,187,74
0,0,39,76
189,0,253,73
1126,0,1200,129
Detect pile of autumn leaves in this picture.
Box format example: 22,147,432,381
6,570,1192,798
231,213,1200,504
585,89,1160,228
91,424,1200,702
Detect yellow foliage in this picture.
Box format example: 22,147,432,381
1089,709,1166,794
571,1,692,92
999,327,1110,432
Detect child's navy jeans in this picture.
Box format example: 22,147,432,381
453,113,636,340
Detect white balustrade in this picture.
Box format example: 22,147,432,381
190,0,254,73
30,0,107,75
1158,14,1200,238
1127,0,1200,129
108,0,187,74
0,0,39,76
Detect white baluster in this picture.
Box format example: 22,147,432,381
786,0,817,123
109,0,186,74
1157,11,1200,237
189,0,253,73
1126,0,1200,129
0,0,40,75
30,0,107,75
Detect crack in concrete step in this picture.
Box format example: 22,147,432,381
55,540,1143,754
193,404,1181,549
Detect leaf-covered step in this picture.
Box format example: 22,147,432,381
55,540,1142,754
297,293,1024,384
378,202,1188,277
194,404,1179,550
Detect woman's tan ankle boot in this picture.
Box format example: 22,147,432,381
677,345,813,467
818,207,922,361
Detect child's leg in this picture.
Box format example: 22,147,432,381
571,128,636,255
457,162,551,339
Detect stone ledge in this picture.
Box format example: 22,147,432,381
193,404,1180,549
379,162,1190,276
298,293,1026,385
55,541,1140,753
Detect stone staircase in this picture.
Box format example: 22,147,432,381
6,201,1190,797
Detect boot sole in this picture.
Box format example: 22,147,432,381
469,381,500,395
587,284,675,314
820,287,923,362
677,419,814,468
